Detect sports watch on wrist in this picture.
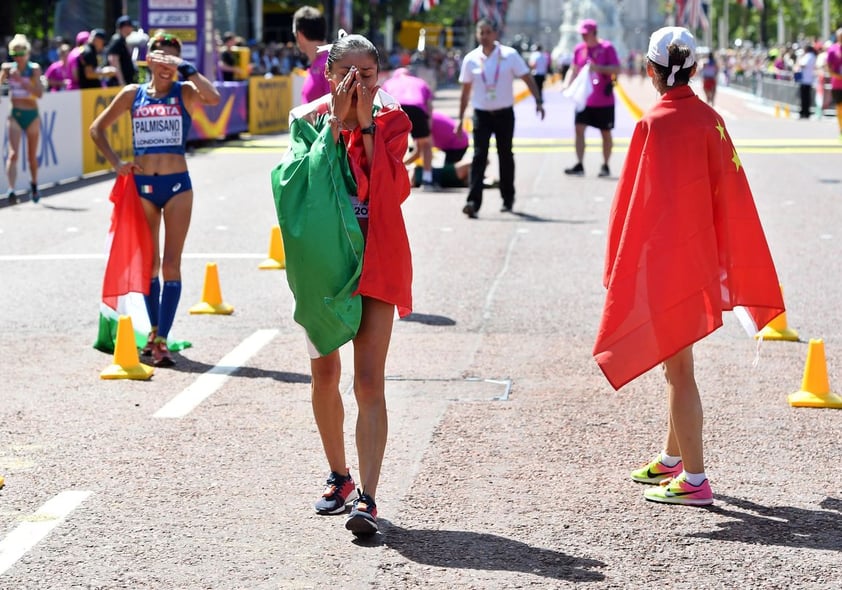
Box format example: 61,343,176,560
360,123,376,135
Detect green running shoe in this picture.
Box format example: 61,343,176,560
630,454,683,484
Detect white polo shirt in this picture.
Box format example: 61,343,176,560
459,41,529,111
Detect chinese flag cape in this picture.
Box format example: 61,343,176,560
271,92,412,356
593,85,784,390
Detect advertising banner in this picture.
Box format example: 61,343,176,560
188,82,248,140
140,0,209,75
1,91,84,193
249,76,292,135
80,87,133,175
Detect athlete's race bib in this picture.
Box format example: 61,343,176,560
133,103,183,149
350,195,368,219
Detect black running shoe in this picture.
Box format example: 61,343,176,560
314,471,358,515
345,491,378,536
564,162,585,176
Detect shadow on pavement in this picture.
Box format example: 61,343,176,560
692,495,842,551
378,522,606,582
399,312,456,326
166,356,311,383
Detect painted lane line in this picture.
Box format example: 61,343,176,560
154,329,279,419
0,490,93,576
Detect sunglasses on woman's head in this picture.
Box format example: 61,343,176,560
8,50,27,57
150,34,181,51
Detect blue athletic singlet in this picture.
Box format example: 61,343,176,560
131,82,192,156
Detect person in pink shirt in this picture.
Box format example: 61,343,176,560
293,5,331,103
65,31,89,91
563,18,621,178
381,67,436,189
44,43,72,91
826,28,842,137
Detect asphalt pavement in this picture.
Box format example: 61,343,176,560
0,76,840,589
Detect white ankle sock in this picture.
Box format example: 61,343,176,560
660,450,681,467
683,471,707,486
422,170,433,183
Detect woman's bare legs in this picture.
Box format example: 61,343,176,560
662,346,704,474
352,297,394,499
310,350,348,474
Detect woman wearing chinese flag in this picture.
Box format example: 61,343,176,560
593,27,784,506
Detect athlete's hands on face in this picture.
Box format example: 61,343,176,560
331,66,378,129
147,50,181,73
354,70,377,129
330,66,357,124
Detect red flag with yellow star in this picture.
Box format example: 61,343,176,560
593,85,784,390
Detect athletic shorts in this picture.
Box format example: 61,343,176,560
402,104,431,139
11,108,39,131
574,105,615,130
135,171,192,208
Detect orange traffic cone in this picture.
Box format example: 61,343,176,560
258,225,286,270
100,315,154,380
788,339,842,408
755,285,799,341
189,262,234,315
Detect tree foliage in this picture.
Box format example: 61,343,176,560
704,0,842,47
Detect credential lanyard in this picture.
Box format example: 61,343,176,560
481,45,501,90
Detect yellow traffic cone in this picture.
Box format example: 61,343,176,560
755,285,799,341
783,104,791,118
774,104,781,117
100,315,154,380
788,339,842,408
189,262,234,315
258,225,286,270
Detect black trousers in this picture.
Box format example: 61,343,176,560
799,84,814,119
467,107,515,211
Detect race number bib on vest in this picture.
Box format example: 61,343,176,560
133,103,183,149
350,195,369,219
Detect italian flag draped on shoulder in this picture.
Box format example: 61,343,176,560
93,174,190,353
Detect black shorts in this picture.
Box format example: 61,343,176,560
832,89,842,106
402,104,431,138
443,146,468,163
574,105,615,130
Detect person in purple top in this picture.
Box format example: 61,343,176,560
382,67,436,190
563,18,621,178
294,5,331,104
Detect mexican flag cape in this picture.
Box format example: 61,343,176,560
93,174,190,354
593,85,784,390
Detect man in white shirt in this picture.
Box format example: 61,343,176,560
797,45,817,119
528,44,549,102
457,18,545,218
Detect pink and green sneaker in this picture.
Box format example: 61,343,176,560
630,454,683,484
643,473,713,506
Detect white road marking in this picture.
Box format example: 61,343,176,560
154,329,279,418
0,490,92,576
0,253,264,262
482,232,519,322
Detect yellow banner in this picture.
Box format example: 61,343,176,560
249,76,291,135
80,87,133,174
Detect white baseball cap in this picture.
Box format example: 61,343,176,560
647,26,696,86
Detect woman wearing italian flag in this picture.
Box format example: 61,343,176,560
90,32,220,367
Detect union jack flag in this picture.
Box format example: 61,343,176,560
676,0,709,31
471,0,508,27
409,0,438,15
